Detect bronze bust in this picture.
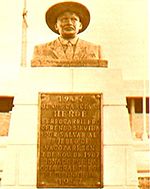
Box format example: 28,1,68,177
31,1,104,67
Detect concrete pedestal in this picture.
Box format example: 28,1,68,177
2,67,138,189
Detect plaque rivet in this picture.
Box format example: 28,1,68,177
96,94,101,98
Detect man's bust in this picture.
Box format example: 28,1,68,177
32,1,101,63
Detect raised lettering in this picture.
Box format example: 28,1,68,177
37,93,102,188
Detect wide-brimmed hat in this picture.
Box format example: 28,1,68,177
45,1,90,34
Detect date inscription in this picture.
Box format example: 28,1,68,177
37,93,103,188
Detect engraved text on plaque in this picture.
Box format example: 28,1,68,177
37,93,103,188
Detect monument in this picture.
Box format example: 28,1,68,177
2,1,138,189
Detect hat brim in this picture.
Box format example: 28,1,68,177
45,1,90,34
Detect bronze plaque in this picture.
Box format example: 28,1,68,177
37,93,103,188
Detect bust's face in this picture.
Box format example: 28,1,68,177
55,11,82,39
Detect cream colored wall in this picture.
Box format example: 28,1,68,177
0,0,148,83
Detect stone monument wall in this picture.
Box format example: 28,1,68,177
1,67,138,189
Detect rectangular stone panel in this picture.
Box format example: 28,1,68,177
37,93,103,188
31,59,108,67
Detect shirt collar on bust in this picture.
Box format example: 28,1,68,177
58,36,79,45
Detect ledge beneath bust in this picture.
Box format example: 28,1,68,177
31,59,108,67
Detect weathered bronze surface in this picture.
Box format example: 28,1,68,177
37,93,103,188
31,59,108,67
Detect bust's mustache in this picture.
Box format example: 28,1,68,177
63,25,75,30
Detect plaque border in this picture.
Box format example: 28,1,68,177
37,92,103,188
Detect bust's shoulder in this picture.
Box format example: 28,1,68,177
34,38,59,49
78,39,100,48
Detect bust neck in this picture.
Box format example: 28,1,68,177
58,36,79,45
